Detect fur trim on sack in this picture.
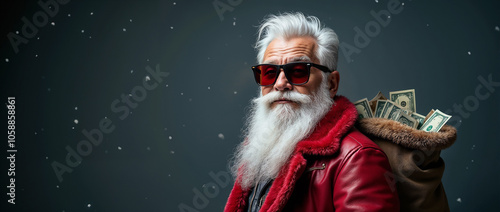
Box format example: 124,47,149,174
356,118,457,150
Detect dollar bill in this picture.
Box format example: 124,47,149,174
410,112,426,129
390,89,416,113
380,100,395,119
374,100,387,118
354,98,373,119
424,109,435,123
386,103,405,121
369,91,387,114
395,111,418,128
420,109,452,132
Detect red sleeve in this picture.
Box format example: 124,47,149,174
333,147,400,211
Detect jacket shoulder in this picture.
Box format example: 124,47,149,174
340,128,384,152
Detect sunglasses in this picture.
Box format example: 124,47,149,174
251,62,332,86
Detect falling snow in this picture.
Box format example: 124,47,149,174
5,58,9,62
130,19,133,22
495,26,500,31
68,13,71,17
173,2,176,5
74,119,79,124
467,51,471,55
90,12,94,15
375,0,378,3
87,204,92,208
75,106,78,110
118,146,122,150
131,69,134,73
457,198,462,203
165,84,169,87
208,86,211,90
218,133,225,139
169,136,173,140
146,147,151,151
170,26,174,29
233,21,236,26
123,28,127,32
145,76,151,81
170,150,175,154
51,22,55,26
81,30,85,33
234,91,238,94
46,156,48,159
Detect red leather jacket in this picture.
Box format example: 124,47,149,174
225,96,399,212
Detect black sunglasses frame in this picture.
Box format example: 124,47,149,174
251,62,333,86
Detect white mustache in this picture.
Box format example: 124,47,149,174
256,91,313,106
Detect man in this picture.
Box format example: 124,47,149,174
224,13,399,211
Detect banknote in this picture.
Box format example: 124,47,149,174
420,109,452,132
380,100,395,119
369,91,387,114
424,109,435,123
410,112,426,129
386,103,405,121
355,90,451,131
354,98,373,119
390,89,416,113
396,111,418,128
374,100,387,118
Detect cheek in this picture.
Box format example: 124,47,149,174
303,74,323,94
261,87,272,96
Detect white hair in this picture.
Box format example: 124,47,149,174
255,12,340,70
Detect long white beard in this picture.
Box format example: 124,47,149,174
231,75,334,189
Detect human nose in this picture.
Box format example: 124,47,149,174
273,69,292,91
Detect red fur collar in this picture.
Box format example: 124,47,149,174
224,95,358,212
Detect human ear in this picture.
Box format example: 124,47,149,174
328,71,340,98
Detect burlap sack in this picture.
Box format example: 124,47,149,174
357,118,457,212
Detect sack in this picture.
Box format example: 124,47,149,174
357,118,457,212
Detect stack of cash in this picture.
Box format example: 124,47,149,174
354,89,452,132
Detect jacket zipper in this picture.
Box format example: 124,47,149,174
307,163,326,172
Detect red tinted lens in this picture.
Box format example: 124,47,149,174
285,63,309,84
254,65,278,86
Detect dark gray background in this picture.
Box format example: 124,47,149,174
1,0,499,211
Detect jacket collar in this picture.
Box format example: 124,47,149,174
224,95,358,212
295,95,358,156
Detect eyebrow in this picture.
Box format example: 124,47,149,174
289,56,312,62
262,56,312,64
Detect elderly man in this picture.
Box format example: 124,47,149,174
224,13,399,211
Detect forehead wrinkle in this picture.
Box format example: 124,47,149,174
264,44,316,64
